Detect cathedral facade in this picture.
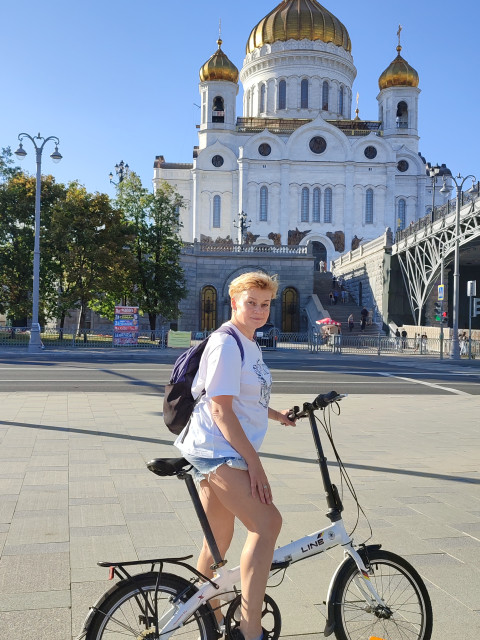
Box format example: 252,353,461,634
153,0,446,331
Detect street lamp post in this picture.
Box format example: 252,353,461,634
428,164,441,223
14,133,62,351
233,211,252,247
440,172,476,360
109,160,129,185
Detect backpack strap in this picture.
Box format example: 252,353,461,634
213,325,245,362
178,325,245,443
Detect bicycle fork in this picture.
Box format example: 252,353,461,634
323,543,389,637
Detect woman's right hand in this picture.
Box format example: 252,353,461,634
246,455,272,505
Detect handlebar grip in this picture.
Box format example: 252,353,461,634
288,391,345,419
287,406,300,421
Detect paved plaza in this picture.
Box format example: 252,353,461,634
0,353,479,639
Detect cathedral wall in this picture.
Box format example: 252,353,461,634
177,248,315,332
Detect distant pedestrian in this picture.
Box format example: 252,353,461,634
319,260,325,273
421,333,428,353
414,333,420,352
395,329,401,350
348,314,354,332
332,275,337,289
333,290,339,305
460,331,468,356
360,307,368,332
329,291,334,305
401,328,408,349
341,289,347,304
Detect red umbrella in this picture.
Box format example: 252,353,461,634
316,318,341,326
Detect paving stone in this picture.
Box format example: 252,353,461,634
16,489,68,511
0,552,70,593
0,589,71,612
5,511,69,546
0,607,71,640
2,542,69,556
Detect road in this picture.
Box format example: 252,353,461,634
1,349,479,395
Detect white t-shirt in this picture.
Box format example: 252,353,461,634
174,322,272,458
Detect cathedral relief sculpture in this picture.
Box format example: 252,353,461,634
351,235,363,250
200,234,234,245
288,228,311,245
326,230,345,253
268,232,281,247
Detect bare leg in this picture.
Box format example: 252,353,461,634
206,466,282,640
196,479,235,624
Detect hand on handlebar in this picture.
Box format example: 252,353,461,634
278,409,296,427
288,391,346,420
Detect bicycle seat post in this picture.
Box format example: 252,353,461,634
181,472,226,570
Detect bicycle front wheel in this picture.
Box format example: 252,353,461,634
86,572,218,640
331,549,432,640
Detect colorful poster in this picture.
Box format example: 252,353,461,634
114,306,139,346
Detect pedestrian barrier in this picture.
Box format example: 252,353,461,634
1,326,478,358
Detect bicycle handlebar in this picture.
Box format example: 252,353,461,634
288,391,347,420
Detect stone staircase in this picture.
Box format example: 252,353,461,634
313,272,383,335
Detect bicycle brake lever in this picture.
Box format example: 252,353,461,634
288,406,300,421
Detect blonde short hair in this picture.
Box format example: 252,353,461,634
228,271,278,300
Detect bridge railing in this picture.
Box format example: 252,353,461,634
395,184,480,244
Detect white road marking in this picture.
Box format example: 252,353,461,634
378,372,472,396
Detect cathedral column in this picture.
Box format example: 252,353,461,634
192,169,199,242
280,162,290,245
343,164,354,253
385,164,396,229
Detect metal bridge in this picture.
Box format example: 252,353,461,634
393,186,480,325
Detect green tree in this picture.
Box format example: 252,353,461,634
47,182,132,332
0,147,21,183
116,174,187,331
0,172,65,324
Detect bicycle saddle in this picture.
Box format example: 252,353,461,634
147,457,190,477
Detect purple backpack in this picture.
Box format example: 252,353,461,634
163,326,244,434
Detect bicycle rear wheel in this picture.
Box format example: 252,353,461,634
86,572,218,640
331,549,432,640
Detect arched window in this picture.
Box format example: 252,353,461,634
278,80,286,110
365,189,374,224
312,188,321,222
213,195,221,228
397,199,406,230
260,186,268,221
301,187,309,222
301,79,309,109
212,96,224,123
260,84,266,113
396,101,408,128
282,287,299,332
338,86,344,116
324,187,332,223
201,286,217,331
322,81,329,111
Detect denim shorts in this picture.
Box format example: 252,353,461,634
183,454,248,484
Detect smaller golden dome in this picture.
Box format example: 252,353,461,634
378,45,419,90
199,39,239,83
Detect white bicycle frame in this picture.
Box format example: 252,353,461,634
158,517,386,639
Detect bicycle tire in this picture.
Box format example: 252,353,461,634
331,549,433,640
86,571,218,640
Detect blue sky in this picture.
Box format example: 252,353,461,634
2,0,479,195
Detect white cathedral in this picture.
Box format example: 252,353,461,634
153,0,446,271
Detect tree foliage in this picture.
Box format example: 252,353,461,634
47,182,133,330
0,172,65,323
116,174,187,330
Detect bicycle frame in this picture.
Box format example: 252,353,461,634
157,399,388,639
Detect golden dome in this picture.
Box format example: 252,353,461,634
378,46,419,90
199,39,239,83
246,0,352,54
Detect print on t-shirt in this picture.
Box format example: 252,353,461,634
253,359,271,408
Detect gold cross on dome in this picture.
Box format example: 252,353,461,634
397,24,402,48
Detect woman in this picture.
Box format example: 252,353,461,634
175,272,295,640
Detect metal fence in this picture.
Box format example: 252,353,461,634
1,326,478,359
